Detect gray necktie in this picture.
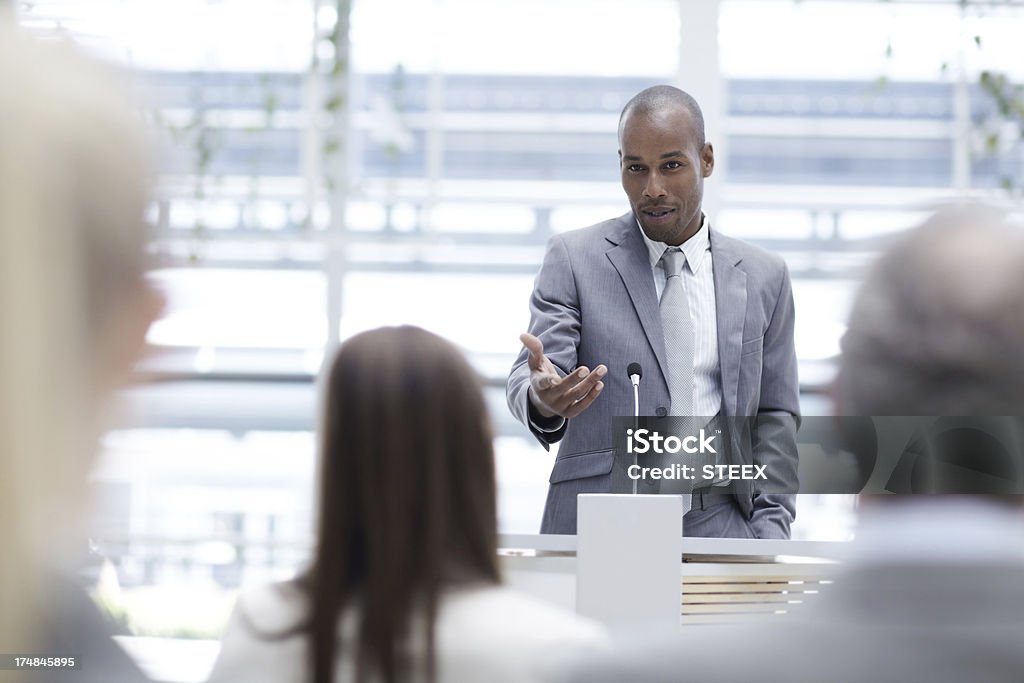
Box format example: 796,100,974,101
660,248,695,417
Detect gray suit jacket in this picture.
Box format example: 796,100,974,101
507,212,799,536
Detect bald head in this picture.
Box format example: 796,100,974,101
619,85,706,148
838,204,1024,415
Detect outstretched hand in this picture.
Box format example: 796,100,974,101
520,332,606,419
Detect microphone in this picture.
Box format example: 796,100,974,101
626,362,643,495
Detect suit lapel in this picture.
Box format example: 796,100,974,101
711,229,746,417
605,214,670,389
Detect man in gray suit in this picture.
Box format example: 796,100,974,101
507,85,800,538
565,204,1024,683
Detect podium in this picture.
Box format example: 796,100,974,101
498,519,842,628
576,494,682,628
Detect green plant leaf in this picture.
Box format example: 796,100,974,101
985,132,1000,153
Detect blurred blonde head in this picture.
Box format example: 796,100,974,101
0,22,159,657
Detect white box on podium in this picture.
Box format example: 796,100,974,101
576,493,682,629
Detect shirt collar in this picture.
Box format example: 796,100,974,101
637,213,711,275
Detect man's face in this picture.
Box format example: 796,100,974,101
619,106,714,246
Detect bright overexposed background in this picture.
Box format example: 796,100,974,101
14,1,1024,664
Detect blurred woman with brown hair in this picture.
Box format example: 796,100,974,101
209,326,604,683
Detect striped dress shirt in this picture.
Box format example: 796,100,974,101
639,213,723,419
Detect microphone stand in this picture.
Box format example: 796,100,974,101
632,380,639,495
627,363,642,496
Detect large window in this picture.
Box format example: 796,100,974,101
17,0,1023,641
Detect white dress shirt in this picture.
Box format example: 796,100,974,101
639,213,723,419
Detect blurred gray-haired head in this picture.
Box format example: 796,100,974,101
837,204,1024,415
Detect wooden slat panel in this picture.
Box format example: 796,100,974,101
685,574,829,583
683,583,822,594
682,563,836,579
682,602,796,614
683,592,809,604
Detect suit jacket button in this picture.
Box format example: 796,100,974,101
656,406,667,417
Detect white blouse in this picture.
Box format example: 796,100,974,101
207,582,608,683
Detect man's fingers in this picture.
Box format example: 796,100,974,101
534,362,587,395
550,365,606,414
549,365,592,397
564,364,606,401
528,359,608,418
520,333,545,369
534,372,558,391
565,380,605,418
